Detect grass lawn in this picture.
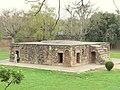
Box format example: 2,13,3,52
0,47,9,60
0,48,120,90
0,66,120,90
110,50,120,58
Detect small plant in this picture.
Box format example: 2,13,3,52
0,66,24,90
105,61,114,71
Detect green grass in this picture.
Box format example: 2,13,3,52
110,50,120,58
0,48,9,60
0,48,120,89
0,66,120,90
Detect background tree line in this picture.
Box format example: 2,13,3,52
86,12,120,45
0,1,120,48
0,2,60,42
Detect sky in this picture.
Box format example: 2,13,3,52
0,0,120,19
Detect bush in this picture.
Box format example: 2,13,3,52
0,66,24,90
105,61,114,71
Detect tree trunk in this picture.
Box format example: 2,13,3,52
11,37,15,43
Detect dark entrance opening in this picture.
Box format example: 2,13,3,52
76,53,80,63
16,51,20,63
58,53,63,63
91,52,96,63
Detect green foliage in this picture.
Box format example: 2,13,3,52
105,61,114,71
34,30,44,41
0,2,60,42
20,2,60,41
0,66,24,90
15,31,27,42
86,12,120,44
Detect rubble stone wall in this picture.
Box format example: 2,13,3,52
10,42,110,67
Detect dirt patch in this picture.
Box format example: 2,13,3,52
0,40,11,47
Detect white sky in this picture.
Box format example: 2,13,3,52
0,0,120,18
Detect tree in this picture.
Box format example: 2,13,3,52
86,12,120,45
24,2,60,41
0,66,24,90
65,0,95,41
1,9,25,43
25,0,61,39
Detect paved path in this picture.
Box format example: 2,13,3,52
0,58,120,73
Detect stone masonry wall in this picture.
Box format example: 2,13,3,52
10,42,110,67
90,43,110,64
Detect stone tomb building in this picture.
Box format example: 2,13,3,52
10,40,110,67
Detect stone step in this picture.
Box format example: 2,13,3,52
98,48,107,50
98,50,105,53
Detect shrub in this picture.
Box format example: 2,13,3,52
0,66,24,90
105,61,114,71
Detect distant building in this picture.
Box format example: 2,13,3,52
10,40,110,67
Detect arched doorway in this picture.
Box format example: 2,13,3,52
16,50,20,63
91,52,96,63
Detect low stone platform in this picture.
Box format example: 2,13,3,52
0,58,120,73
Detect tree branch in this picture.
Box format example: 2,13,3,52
34,0,46,16
25,0,60,30
113,0,120,14
2,21,12,35
25,0,40,4
52,0,60,30
25,0,46,16
5,80,13,90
